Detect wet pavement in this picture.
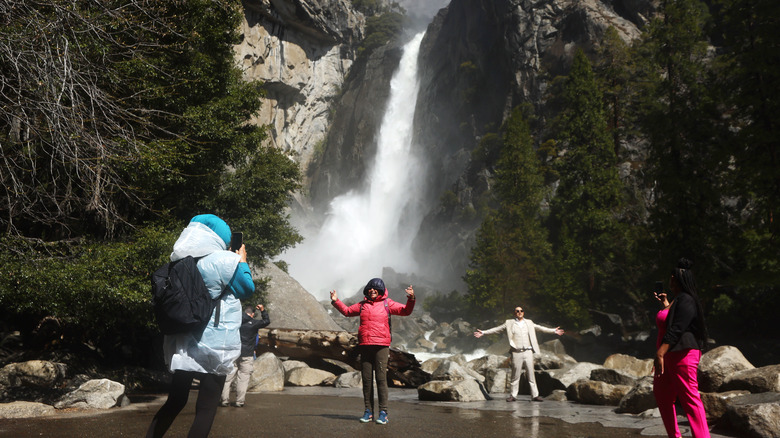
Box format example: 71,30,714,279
0,387,739,437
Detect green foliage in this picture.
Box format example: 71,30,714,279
637,0,732,295
0,226,175,361
203,146,302,262
711,0,780,329
464,107,553,322
0,0,302,359
357,12,405,57
594,27,640,159
547,50,626,310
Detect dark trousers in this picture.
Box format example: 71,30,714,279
360,345,389,413
146,370,227,438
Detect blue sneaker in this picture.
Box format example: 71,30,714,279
376,410,388,425
359,409,373,423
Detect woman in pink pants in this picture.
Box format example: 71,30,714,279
653,258,710,438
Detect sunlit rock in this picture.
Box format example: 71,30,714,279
699,345,755,392
248,352,285,392
54,379,128,410
566,379,632,406
418,379,486,402
616,376,655,414
722,364,780,393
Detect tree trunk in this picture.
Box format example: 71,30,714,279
256,328,430,387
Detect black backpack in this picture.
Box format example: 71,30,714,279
151,256,225,335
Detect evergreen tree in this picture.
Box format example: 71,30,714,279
637,0,730,289
594,27,637,160
708,0,780,334
547,50,625,316
465,107,551,322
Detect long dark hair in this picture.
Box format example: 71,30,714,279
672,258,709,343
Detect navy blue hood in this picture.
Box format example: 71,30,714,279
363,278,386,299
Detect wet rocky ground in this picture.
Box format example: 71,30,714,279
0,387,739,438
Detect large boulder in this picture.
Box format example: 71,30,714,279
248,352,285,392
535,351,578,370
602,353,652,378
420,357,448,374
390,316,427,349
0,401,55,419
616,376,656,414
699,345,755,392
721,364,780,393
566,379,632,406
255,262,344,331
0,360,67,388
700,390,750,423
430,360,485,383
698,345,755,392
467,354,510,375
590,368,638,387
536,362,603,395
484,368,509,394
725,392,780,438
418,379,486,402
54,379,129,410
334,371,362,388
285,367,336,386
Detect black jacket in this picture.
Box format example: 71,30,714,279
239,310,270,357
662,293,706,352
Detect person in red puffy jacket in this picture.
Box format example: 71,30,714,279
330,277,415,425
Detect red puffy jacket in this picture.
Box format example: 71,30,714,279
332,289,415,346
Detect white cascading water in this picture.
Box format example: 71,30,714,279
284,32,427,300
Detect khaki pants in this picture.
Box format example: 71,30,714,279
510,350,538,398
220,356,254,405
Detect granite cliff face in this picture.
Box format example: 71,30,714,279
238,0,655,290
410,0,650,288
235,0,365,170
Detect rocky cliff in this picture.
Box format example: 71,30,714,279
410,0,651,289
235,0,365,173
238,0,655,290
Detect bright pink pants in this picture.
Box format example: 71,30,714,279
653,349,710,438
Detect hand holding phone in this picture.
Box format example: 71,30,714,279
230,232,243,251
653,280,670,307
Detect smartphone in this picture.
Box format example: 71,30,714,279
230,232,243,251
654,281,664,294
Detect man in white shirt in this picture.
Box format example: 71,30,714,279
474,306,564,402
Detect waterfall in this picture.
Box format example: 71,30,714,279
284,32,427,300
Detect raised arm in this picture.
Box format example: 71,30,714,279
330,290,361,317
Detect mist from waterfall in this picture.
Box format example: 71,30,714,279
283,32,427,301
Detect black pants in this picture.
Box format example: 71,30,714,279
360,345,389,413
146,370,226,438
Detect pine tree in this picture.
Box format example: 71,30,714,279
708,0,780,334
547,50,625,315
638,0,730,287
465,107,551,321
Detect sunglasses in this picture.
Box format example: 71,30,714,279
515,309,524,313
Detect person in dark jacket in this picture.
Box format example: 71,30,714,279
220,304,270,407
653,258,710,438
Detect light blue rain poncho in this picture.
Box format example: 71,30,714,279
163,214,255,375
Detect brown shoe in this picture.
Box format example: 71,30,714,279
532,396,544,402
506,396,517,402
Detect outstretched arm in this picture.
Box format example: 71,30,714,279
330,290,360,317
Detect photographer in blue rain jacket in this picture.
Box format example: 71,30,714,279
147,214,255,438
